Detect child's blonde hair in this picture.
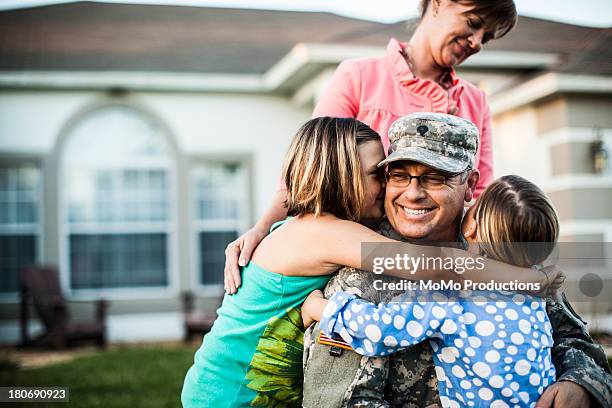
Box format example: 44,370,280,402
473,175,559,266
283,117,380,222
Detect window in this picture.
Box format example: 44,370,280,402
62,106,174,290
193,163,248,287
0,162,41,294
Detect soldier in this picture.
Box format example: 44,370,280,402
302,112,612,408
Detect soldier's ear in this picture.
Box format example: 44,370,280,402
464,170,479,203
462,207,478,242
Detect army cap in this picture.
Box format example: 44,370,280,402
378,112,479,174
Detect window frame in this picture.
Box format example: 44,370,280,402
189,155,252,297
0,155,44,302
58,103,180,301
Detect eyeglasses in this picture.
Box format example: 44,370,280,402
385,169,469,189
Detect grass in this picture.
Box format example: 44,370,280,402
0,343,197,407
0,345,610,407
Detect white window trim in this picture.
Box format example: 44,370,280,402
58,106,180,301
190,161,251,297
0,159,44,303
0,224,39,234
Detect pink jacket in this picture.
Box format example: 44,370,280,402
313,38,493,198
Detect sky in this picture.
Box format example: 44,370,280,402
0,0,610,27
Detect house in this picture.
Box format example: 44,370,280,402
1,2,610,343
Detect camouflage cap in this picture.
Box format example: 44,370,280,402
378,112,479,173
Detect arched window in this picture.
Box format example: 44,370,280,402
61,105,174,291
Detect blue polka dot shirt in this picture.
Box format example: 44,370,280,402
320,290,556,408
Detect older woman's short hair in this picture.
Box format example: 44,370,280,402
420,0,517,40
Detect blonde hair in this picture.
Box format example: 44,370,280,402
283,117,380,222
473,175,559,266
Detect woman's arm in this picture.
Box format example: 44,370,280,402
224,188,288,294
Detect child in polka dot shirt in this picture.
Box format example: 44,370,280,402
302,176,561,408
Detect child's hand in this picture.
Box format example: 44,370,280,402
530,265,566,298
542,265,566,297
301,290,327,328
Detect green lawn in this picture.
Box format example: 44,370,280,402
1,345,610,407
0,344,197,407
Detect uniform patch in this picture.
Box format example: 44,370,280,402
317,331,353,350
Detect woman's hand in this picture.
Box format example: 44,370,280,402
301,290,327,328
224,225,268,294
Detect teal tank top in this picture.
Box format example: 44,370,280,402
181,219,331,407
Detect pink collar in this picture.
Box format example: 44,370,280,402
385,38,464,114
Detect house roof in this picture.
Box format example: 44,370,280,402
0,1,610,75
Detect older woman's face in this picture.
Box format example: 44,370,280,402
425,0,496,68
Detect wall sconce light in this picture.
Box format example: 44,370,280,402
107,87,129,98
591,127,608,174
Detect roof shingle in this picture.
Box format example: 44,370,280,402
0,1,609,75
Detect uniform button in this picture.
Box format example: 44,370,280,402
417,125,428,135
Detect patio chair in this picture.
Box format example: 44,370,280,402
19,265,108,349
181,291,222,342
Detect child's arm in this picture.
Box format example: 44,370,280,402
312,218,560,293
311,290,448,357
301,289,328,328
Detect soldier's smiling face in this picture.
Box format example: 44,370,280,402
384,161,478,242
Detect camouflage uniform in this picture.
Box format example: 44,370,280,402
303,113,612,407
303,220,612,408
